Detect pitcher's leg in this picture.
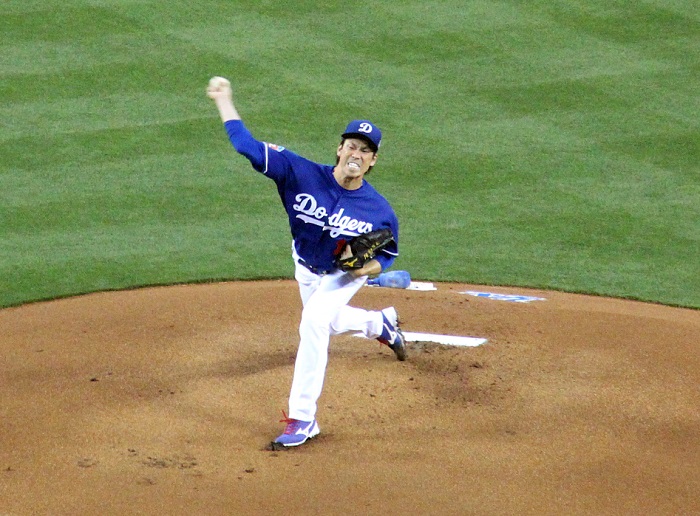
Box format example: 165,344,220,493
331,305,384,338
288,301,332,421
331,305,407,360
287,271,367,421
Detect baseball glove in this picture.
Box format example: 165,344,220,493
336,228,394,271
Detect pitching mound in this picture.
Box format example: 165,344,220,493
1,281,698,515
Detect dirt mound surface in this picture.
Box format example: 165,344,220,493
1,281,698,515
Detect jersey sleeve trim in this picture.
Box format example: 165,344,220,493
262,142,269,174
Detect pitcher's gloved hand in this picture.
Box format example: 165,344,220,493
336,228,394,271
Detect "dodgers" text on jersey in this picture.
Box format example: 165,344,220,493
293,193,373,237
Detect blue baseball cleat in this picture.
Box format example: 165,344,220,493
377,307,407,361
273,412,320,447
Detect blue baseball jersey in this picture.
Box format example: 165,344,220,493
224,120,399,272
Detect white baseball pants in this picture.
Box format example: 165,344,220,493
288,258,385,422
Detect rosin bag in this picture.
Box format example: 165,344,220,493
367,270,411,289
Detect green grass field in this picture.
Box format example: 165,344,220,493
1,0,698,309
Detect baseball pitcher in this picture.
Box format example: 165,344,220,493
207,76,406,448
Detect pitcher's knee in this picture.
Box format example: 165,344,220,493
300,304,334,334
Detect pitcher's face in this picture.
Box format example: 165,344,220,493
336,138,378,179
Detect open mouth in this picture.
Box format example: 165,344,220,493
348,162,361,170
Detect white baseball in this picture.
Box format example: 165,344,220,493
209,76,230,89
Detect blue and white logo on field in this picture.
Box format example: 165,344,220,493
460,291,546,303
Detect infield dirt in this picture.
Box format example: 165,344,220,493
1,281,699,515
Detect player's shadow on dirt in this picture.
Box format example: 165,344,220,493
209,351,296,379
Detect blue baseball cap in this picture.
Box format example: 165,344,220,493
342,120,382,152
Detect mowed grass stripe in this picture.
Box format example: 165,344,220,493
1,0,698,307
0,148,279,236
0,6,149,76
526,0,700,42
0,150,289,307
0,93,216,142
1,117,226,171
0,221,290,308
